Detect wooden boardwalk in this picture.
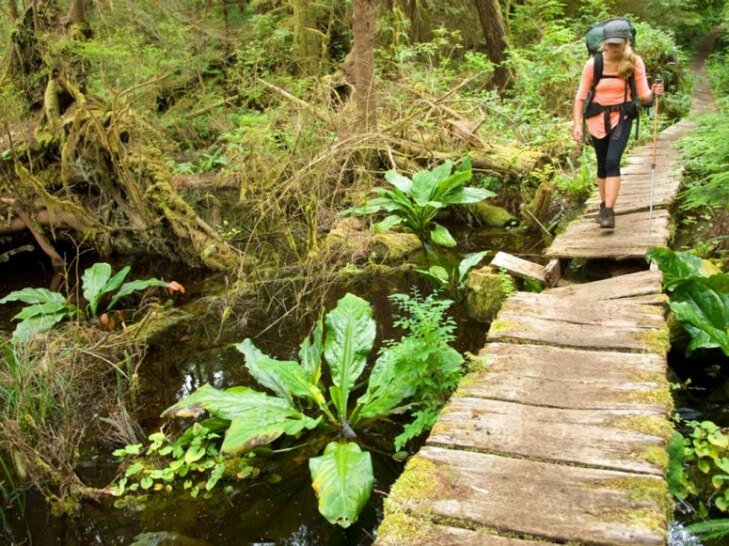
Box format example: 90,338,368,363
375,33,719,546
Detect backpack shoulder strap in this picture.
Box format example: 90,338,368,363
591,52,603,94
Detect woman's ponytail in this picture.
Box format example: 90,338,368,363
618,42,637,80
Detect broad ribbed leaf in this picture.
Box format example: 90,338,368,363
432,171,472,203
82,263,113,316
13,301,69,320
458,251,489,283
414,265,449,290
324,294,376,417
410,170,438,205
12,314,66,341
109,278,169,310
161,384,321,455
104,266,132,298
373,215,403,233
430,223,457,248
299,317,324,384
384,170,413,193
458,156,472,172
454,186,496,204
236,339,326,406
430,160,454,182
647,247,721,291
670,274,729,355
0,288,66,306
353,349,416,421
309,442,374,528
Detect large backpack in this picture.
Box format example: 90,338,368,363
583,18,640,139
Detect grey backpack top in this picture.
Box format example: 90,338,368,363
585,17,636,55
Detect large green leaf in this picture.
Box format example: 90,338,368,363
647,247,721,290
324,294,376,417
0,288,66,306
82,263,113,316
309,442,374,528
373,215,403,233
299,317,324,384
432,171,472,204
457,251,489,284
450,186,496,205
430,223,457,248
108,278,169,310
13,300,69,320
384,170,413,193
12,313,67,341
162,384,321,455
353,348,416,422
670,274,729,355
410,169,439,206
236,339,327,407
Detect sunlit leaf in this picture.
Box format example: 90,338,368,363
430,223,457,248
108,278,170,311
309,442,373,528
0,288,66,306
82,263,113,316
384,170,413,193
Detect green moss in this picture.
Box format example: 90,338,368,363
638,326,670,356
466,202,517,228
370,232,423,263
644,446,670,470
465,267,511,322
598,476,672,534
609,415,674,441
488,318,517,334
376,512,431,545
386,456,439,510
626,385,674,411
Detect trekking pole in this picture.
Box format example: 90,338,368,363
649,76,663,234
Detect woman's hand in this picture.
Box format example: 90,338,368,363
651,82,664,96
572,124,583,144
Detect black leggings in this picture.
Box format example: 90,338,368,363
592,118,632,178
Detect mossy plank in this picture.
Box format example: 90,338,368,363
375,512,555,545
462,343,669,412
389,446,667,546
429,397,666,475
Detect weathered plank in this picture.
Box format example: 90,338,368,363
543,270,663,300
463,343,669,411
490,251,546,283
375,513,554,545
429,397,666,474
487,314,667,352
499,292,664,328
388,447,668,546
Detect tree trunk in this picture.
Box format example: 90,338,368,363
352,0,377,130
67,0,85,24
292,0,322,74
472,0,513,91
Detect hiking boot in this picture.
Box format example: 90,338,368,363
595,201,606,223
600,207,615,229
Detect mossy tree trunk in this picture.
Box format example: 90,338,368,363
6,0,18,21
472,0,513,91
352,0,377,130
292,0,323,74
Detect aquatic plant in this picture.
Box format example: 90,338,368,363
341,159,495,248
156,292,463,527
647,248,729,356
0,263,184,341
415,250,490,299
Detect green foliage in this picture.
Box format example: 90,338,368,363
554,148,596,202
161,292,463,527
416,251,490,299
0,263,175,341
680,420,729,512
648,248,728,355
112,423,256,501
687,518,729,541
309,442,374,528
342,159,495,249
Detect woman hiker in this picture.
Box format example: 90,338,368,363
571,19,664,229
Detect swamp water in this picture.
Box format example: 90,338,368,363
2,225,541,545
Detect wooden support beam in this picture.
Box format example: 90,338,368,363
489,251,546,284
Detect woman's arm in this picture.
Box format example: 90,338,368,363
572,98,585,143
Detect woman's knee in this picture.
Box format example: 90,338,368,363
605,157,621,177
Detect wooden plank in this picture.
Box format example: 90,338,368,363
375,513,555,545
389,447,668,546
460,365,669,412
499,292,664,328
487,314,665,352
490,251,546,283
543,270,662,300
429,397,666,475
